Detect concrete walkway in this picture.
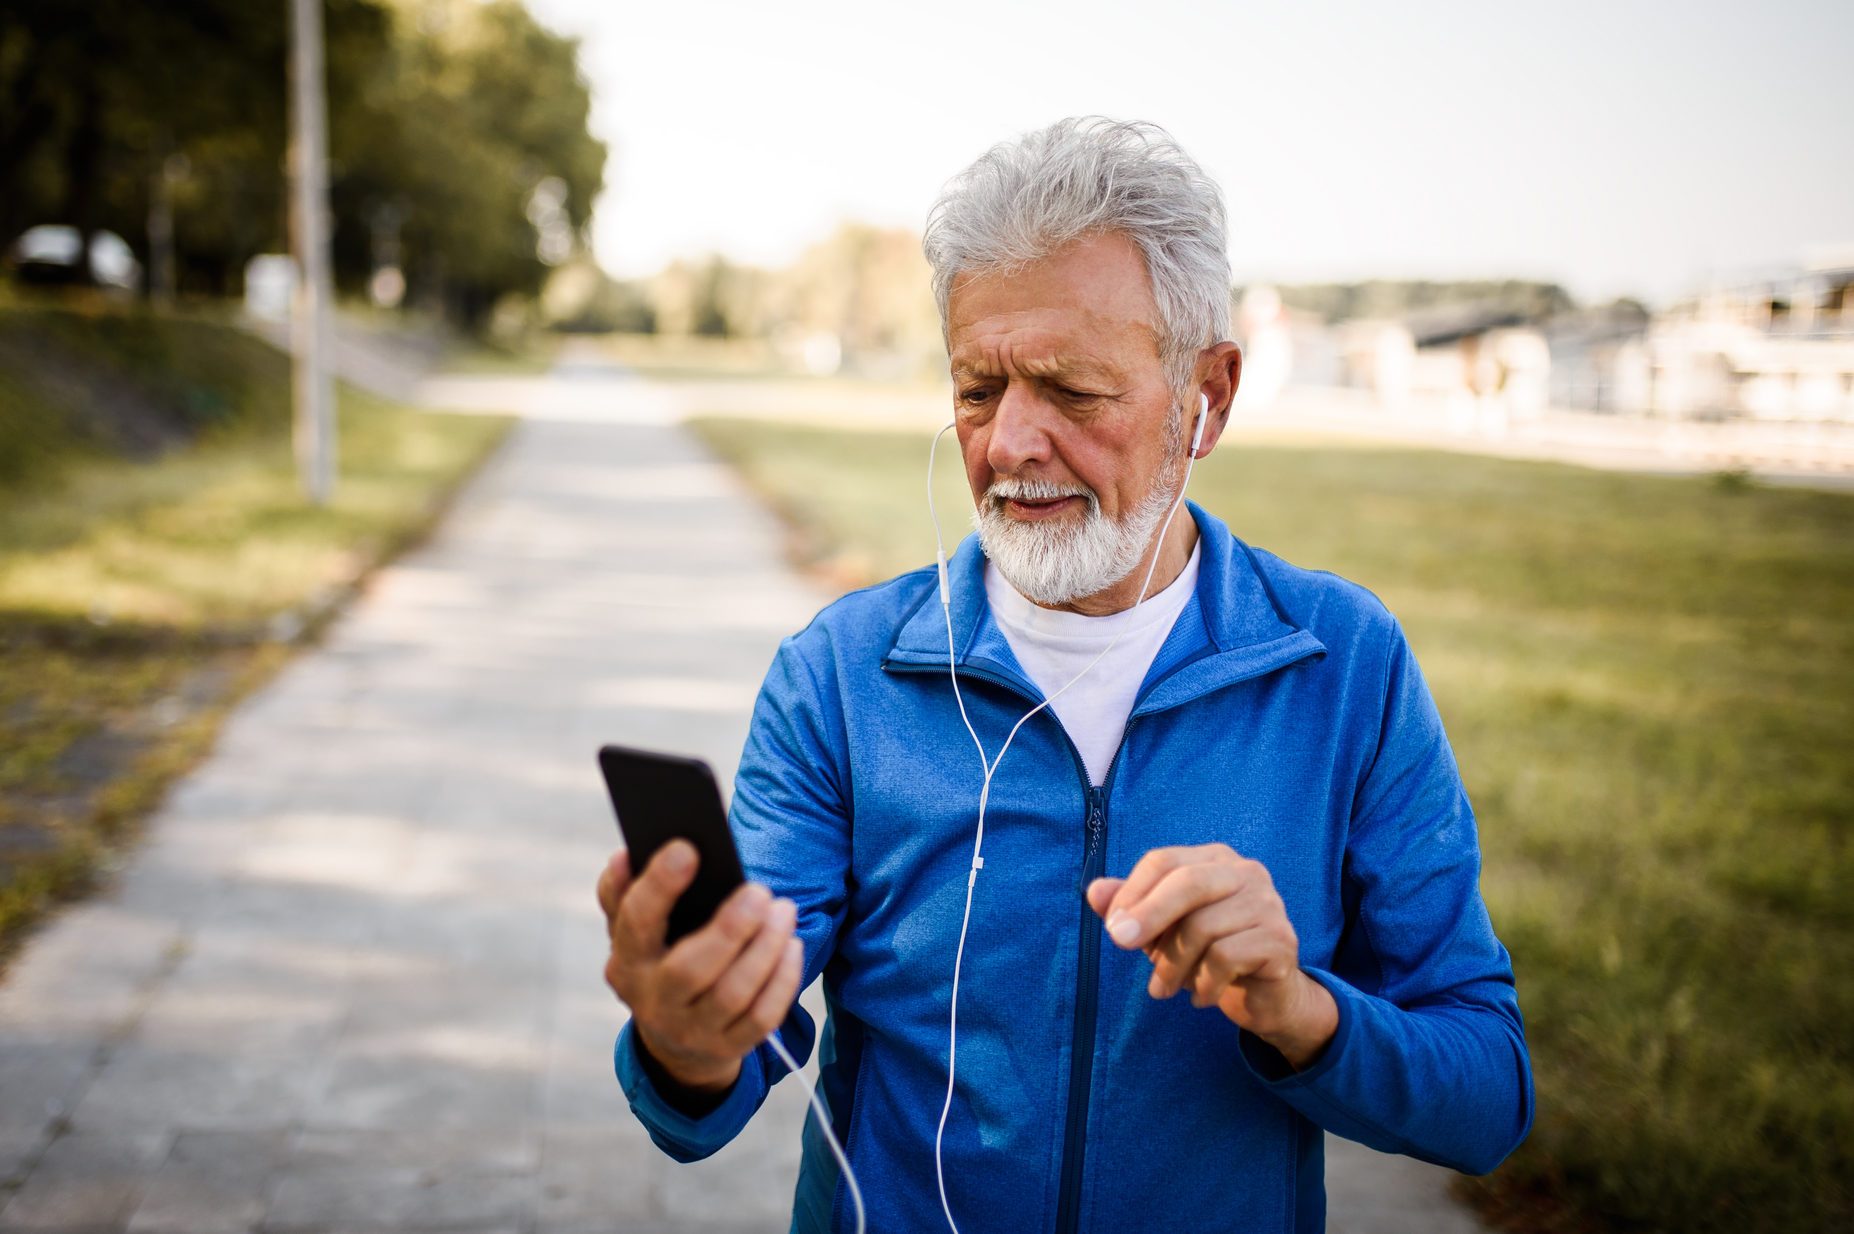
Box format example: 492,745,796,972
0,374,1487,1232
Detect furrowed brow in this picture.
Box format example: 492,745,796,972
952,356,1120,383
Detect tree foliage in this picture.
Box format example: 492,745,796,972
635,224,944,375
0,0,605,327
1265,279,1576,324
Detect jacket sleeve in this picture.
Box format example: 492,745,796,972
1236,615,1535,1174
616,629,855,1161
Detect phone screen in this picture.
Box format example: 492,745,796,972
598,745,748,944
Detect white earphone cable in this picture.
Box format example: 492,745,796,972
925,399,1207,1234
764,1029,865,1234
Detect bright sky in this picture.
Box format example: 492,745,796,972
526,0,1853,307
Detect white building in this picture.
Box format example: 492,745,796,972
1617,259,1854,421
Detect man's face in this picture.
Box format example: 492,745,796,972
946,229,1186,604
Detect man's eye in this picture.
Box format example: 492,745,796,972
958,388,992,405
1056,386,1098,402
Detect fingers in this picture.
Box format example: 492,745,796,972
723,936,805,1055
1098,846,1300,1017
1105,846,1196,925
596,849,631,923
600,846,808,1090
1106,852,1251,951
1190,925,1293,1002
683,892,795,1016
657,882,777,1004
1145,888,1269,999
1085,876,1124,918
612,840,700,962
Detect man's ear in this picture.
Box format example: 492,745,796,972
1193,341,1243,457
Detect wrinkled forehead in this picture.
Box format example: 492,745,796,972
946,310,1162,384
948,340,1129,384
944,233,1167,381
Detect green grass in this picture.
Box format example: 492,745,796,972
0,302,513,958
688,415,1854,1234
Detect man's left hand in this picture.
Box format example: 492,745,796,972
1087,844,1338,1071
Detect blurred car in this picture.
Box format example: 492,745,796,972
5,224,141,290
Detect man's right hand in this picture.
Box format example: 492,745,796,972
597,840,804,1095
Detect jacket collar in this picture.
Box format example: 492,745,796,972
882,501,1326,715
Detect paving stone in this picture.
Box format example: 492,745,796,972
123,1129,291,1234
533,1124,662,1231
539,1000,632,1130
306,1041,542,1135
657,1123,805,1229
69,1037,329,1135
0,903,182,1039
1325,1134,1487,1234
0,1130,169,1231
0,1124,49,1196
262,1128,538,1232
0,1039,96,1145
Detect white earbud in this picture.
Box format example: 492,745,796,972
1191,392,1209,454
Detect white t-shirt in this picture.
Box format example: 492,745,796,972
983,541,1202,786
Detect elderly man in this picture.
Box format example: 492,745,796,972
597,117,1533,1233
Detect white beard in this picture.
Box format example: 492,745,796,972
972,470,1179,607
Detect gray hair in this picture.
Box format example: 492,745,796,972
922,116,1231,392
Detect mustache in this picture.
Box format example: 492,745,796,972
982,475,1099,513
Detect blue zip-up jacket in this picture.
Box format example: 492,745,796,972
616,502,1533,1233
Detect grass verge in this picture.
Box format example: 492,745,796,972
0,301,514,963
688,414,1853,1234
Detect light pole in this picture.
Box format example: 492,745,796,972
289,0,335,505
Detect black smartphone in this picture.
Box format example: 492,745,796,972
597,744,748,945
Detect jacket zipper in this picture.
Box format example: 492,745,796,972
1054,778,1109,1234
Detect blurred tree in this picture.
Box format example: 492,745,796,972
337,0,606,326
1,0,605,329
776,223,942,373
646,258,701,336
692,256,736,337
538,256,655,333
1267,279,1577,324
636,224,942,375
1,1,293,290
649,254,766,339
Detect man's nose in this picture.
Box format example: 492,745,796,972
986,384,1055,476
